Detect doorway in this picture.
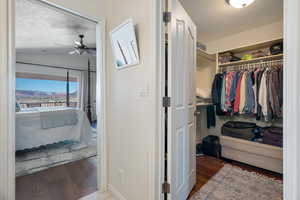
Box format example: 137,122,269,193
163,0,285,199
14,0,100,199
3,0,106,199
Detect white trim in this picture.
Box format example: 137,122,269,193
3,0,108,199
155,0,166,199
8,0,16,199
108,185,127,200
283,0,300,199
96,20,108,193
97,191,114,200
0,0,16,199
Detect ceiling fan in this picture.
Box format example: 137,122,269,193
69,34,96,55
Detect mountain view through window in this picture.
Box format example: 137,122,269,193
16,77,79,109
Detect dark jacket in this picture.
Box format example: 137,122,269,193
211,73,225,115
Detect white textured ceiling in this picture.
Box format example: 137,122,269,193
16,0,96,54
179,0,283,43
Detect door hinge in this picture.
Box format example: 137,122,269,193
162,182,171,194
163,97,171,107
163,12,171,23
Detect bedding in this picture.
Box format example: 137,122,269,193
16,107,92,151
40,109,78,129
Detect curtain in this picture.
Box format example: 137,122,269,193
80,71,89,112
80,70,97,122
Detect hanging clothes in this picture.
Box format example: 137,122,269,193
244,72,255,114
211,63,283,121
233,72,244,113
206,105,216,128
225,71,235,112
211,73,225,115
256,69,264,120
221,72,227,112
230,71,240,103
258,69,268,119
239,72,247,113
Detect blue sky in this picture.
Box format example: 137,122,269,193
16,78,78,93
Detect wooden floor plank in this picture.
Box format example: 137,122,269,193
16,155,282,200
16,157,97,200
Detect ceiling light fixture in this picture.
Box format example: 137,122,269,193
226,0,255,8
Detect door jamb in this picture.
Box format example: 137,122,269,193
156,0,167,199
3,0,108,199
283,0,300,199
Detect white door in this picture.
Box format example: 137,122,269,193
167,0,197,199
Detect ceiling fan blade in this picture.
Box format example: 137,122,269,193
74,41,81,46
69,50,77,55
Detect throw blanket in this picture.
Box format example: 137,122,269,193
40,109,78,129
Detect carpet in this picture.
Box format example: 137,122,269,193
190,164,283,200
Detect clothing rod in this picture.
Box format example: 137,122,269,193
16,61,96,73
219,59,283,72
219,59,283,68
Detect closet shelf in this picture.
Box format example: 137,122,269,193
219,54,283,67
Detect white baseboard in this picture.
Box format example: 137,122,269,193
78,191,115,200
108,184,127,200
98,191,115,200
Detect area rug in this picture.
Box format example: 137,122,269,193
190,164,283,200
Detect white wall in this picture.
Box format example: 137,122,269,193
100,0,158,199
204,20,283,54
196,51,216,91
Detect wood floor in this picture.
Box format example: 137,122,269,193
188,155,283,198
16,157,97,200
16,155,282,200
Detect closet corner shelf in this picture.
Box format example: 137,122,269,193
196,102,212,107
218,54,283,67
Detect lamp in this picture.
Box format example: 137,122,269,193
226,0,255,8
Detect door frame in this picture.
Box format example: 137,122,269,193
0,0,108,199
157,0,300,200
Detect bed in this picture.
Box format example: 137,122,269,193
16,107,92,151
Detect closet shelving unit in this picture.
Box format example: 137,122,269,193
215,38,283,72
214,38,284,174
218,53,283,67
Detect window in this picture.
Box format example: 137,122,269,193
16,73,79,109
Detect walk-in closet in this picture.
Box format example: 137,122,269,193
182,0,284,199
196,38,283,170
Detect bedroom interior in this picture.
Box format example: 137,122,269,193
14,0,98,192
181,0,284,199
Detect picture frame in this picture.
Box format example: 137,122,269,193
110,18,140,69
